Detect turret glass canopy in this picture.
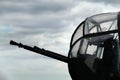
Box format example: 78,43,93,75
69,12,119,59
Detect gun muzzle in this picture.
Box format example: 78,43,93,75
10,40,23,47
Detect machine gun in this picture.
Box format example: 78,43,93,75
10,12,120,80
10,40,68,63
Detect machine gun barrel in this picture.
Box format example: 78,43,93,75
10,40,68,63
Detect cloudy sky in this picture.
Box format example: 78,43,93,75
0,0,120,80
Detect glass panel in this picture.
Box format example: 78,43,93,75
71,23,84,45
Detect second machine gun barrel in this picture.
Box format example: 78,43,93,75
10,40,68,63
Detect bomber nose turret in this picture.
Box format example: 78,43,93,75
10,12,120,80
68,12,120,80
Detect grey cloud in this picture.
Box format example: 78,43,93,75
0,0,75,14
0,0,75,34
76,0,120,5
